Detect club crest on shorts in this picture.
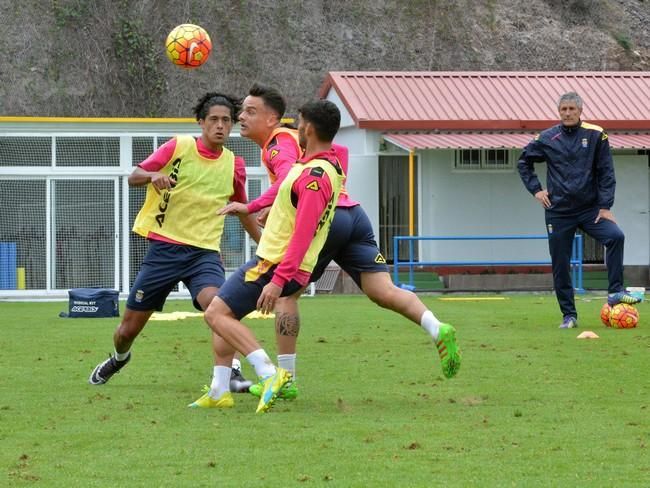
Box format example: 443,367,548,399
374,253,387,264
547,224,553,235
135,289,144,302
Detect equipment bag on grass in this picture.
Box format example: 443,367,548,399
65,288,119,318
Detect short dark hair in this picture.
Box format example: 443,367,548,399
298,100,340,142
248,83,286,119
193,92,240,121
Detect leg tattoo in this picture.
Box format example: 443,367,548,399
276,312,300,337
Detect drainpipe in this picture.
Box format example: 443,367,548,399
408,149,414,236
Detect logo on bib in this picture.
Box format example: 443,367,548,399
306,180,320,191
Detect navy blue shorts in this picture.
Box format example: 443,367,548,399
310,205,389,288
218,257,304,320
127,240,225,312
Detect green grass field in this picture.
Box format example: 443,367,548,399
1,294,648,487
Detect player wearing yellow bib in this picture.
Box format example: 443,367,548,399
89,93,261,387
219,85,461,404
189,100,344,413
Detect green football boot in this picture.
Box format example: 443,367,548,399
249,379,299,400
436,323,461,378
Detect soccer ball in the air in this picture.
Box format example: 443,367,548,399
600,303,612,327
609,303,639,329
165,24,212,68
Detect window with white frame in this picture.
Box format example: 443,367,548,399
454,149,512,170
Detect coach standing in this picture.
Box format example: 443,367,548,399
517,91,640,329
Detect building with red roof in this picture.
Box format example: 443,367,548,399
319,72,649,283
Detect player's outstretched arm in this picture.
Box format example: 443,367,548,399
247,133,301,214
217,201,249,215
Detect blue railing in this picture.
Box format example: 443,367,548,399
392,234,584,292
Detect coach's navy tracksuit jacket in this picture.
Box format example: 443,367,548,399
517,121,625,319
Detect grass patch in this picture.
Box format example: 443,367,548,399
0,294,648,486
613,32,633,52
396,271,445,289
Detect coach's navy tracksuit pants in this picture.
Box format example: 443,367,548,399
545,206,625,320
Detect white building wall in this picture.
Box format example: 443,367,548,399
418,150,649,267
326,88,381,231
612,155,649,266
325,89,355,128
332,127,381,233
419,149,551,264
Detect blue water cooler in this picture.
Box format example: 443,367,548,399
0,242,17,289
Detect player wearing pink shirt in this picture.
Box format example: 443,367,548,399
190,100,344,412
215,86,362,397
89,93,261,389
217,86,461,403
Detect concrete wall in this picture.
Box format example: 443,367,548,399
418,149,551,263
332,127,381,234
417,150,649,267
325,89,355,129
326,89,381,231
613,155,650,266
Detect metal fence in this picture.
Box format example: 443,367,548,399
393,234,584,292
0,121,267,298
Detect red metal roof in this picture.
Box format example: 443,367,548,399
384,132,650,150
319,72,650,131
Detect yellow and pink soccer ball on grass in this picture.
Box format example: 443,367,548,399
600,302,639,329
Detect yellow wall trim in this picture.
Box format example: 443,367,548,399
0,116,296,124
0,116,196,124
